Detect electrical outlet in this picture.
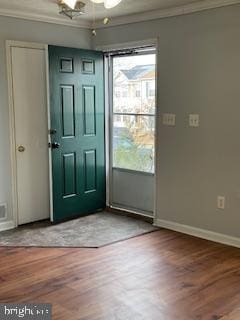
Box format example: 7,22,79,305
189,114,200,127
217,196,225,210
163,113,176,126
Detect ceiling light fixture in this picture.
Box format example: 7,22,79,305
104,0,122,9
90,0,122,9
59,0,85,19
63,0,78,9
90,0,104,3
59,0,122,22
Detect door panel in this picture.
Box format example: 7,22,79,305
63,153,77,198
49,46,106,222
84,149,97,192
11,46,50,225
83,85,96,135
61,85,75,137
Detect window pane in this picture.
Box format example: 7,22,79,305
113,115,155,173
113,54,156,115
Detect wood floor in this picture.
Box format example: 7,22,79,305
0,229,240,320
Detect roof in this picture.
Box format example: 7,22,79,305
120,64,155,80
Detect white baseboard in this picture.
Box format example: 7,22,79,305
154,218,240,248
0,220,15,232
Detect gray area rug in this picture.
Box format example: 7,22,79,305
0,212,158,248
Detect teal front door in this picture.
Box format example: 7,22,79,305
49,46,106,222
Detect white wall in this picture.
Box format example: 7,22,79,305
0,16,92,226
94,4,240,239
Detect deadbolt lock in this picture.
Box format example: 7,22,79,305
51,142,60,149
49,129,57,135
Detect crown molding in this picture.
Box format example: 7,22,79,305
0,7,91,29
95,0,240,29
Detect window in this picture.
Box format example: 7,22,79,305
149,89,155,97
135,90,141,97
112,52,156,173
115,90,121,98
146,81,155,98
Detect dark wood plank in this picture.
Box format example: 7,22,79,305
0,229,240,319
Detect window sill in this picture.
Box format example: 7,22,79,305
112,167,155,176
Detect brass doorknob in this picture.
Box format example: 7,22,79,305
18,146,25,153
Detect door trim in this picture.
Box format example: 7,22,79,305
6,40,52,227
45,45,54,222
96,39,158,52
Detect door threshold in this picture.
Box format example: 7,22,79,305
106,206,153,223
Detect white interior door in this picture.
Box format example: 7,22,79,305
11,45,50,225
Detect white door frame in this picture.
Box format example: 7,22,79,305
6,40,53,227
96,38,159,221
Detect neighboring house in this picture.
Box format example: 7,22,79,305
114,64,156,114
113,64,155,154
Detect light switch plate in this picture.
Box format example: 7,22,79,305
217,196,225,210
189,114,200,127
163,113,176,126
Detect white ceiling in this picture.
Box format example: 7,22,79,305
0,0,238,28
81,0,201,19
0,0,199,20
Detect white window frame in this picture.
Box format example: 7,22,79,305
110,50,157,175
100,39,159,220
